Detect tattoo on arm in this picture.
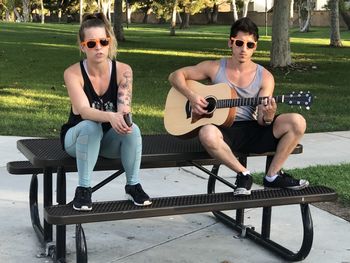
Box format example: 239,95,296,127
118,70,132,107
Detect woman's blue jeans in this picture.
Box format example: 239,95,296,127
64,120,142,187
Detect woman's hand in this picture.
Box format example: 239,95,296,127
109,111,132,134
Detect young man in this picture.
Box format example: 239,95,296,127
168,17,309,196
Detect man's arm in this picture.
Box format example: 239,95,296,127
168,60,219,115
257,68,276,126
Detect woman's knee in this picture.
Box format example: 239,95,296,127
131,123,141,137
79,120,103,136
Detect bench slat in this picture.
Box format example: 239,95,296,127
10,133,302,175
45,186,336,225
16,135,303,168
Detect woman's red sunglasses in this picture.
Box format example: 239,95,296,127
81,37,110,49
230,37,256,49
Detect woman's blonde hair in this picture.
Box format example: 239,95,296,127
78,12,117,59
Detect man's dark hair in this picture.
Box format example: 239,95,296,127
230,17,259,42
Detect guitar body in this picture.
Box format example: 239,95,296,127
164,80,237,137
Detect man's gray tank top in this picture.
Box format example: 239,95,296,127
212,58,263,122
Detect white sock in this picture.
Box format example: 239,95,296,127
265,174,278,182
242,170,250,176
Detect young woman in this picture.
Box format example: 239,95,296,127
61,13,151,211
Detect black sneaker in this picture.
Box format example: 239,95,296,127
263,170,309,190
125,183,152,206
234,172,253,196
73,186,92,211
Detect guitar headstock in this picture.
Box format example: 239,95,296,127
284,91,313,110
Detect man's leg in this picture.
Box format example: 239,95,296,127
267,113,306,176
198,124,252,196
198,124,246,173
263,113,309,190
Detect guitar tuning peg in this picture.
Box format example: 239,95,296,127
306,106,310,110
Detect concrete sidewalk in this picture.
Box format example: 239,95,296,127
0,132,350,263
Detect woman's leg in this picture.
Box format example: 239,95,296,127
64,120,103,187
99,124,142,185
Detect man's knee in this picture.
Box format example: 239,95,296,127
274,113,306,138
198,125,221,149
291,113,306,135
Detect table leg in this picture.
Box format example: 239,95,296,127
55,166,67,262
43,167,53,242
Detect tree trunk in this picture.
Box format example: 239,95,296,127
170,0,178,36
180,12,190,29
299,0,313,32
14,8,22,22
329,0,342,47
142,8,152,24
290,0,294,26
270,0,292,67
205,8,211,24
232,0,238,22
41,0,45,24
126,1,132,25
22,0,30,22
340,10,350,30
114,0,125,42
5,10,11,22
211,4,218,24
80,0,83,24
242,0,249,18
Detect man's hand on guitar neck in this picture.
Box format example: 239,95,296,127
261,96,277,123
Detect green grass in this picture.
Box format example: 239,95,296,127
1,22,349,205
252,163,350,205
0,23,349,136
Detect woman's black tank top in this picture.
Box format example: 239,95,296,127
60,60,118,147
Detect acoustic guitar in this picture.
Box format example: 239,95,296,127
164,80,313,137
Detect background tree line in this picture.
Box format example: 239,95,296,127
0,0,348,67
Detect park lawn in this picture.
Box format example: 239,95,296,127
0,22,349,136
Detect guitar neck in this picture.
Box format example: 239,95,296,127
217,95,285,108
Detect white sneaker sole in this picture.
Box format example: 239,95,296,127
265,180,310,190
125,194,152,206
286,180,310,190
73,205,92,211
234,188,251,196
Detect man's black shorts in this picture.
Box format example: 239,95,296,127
219,119,279,154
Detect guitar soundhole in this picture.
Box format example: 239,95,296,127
205,97,216,114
